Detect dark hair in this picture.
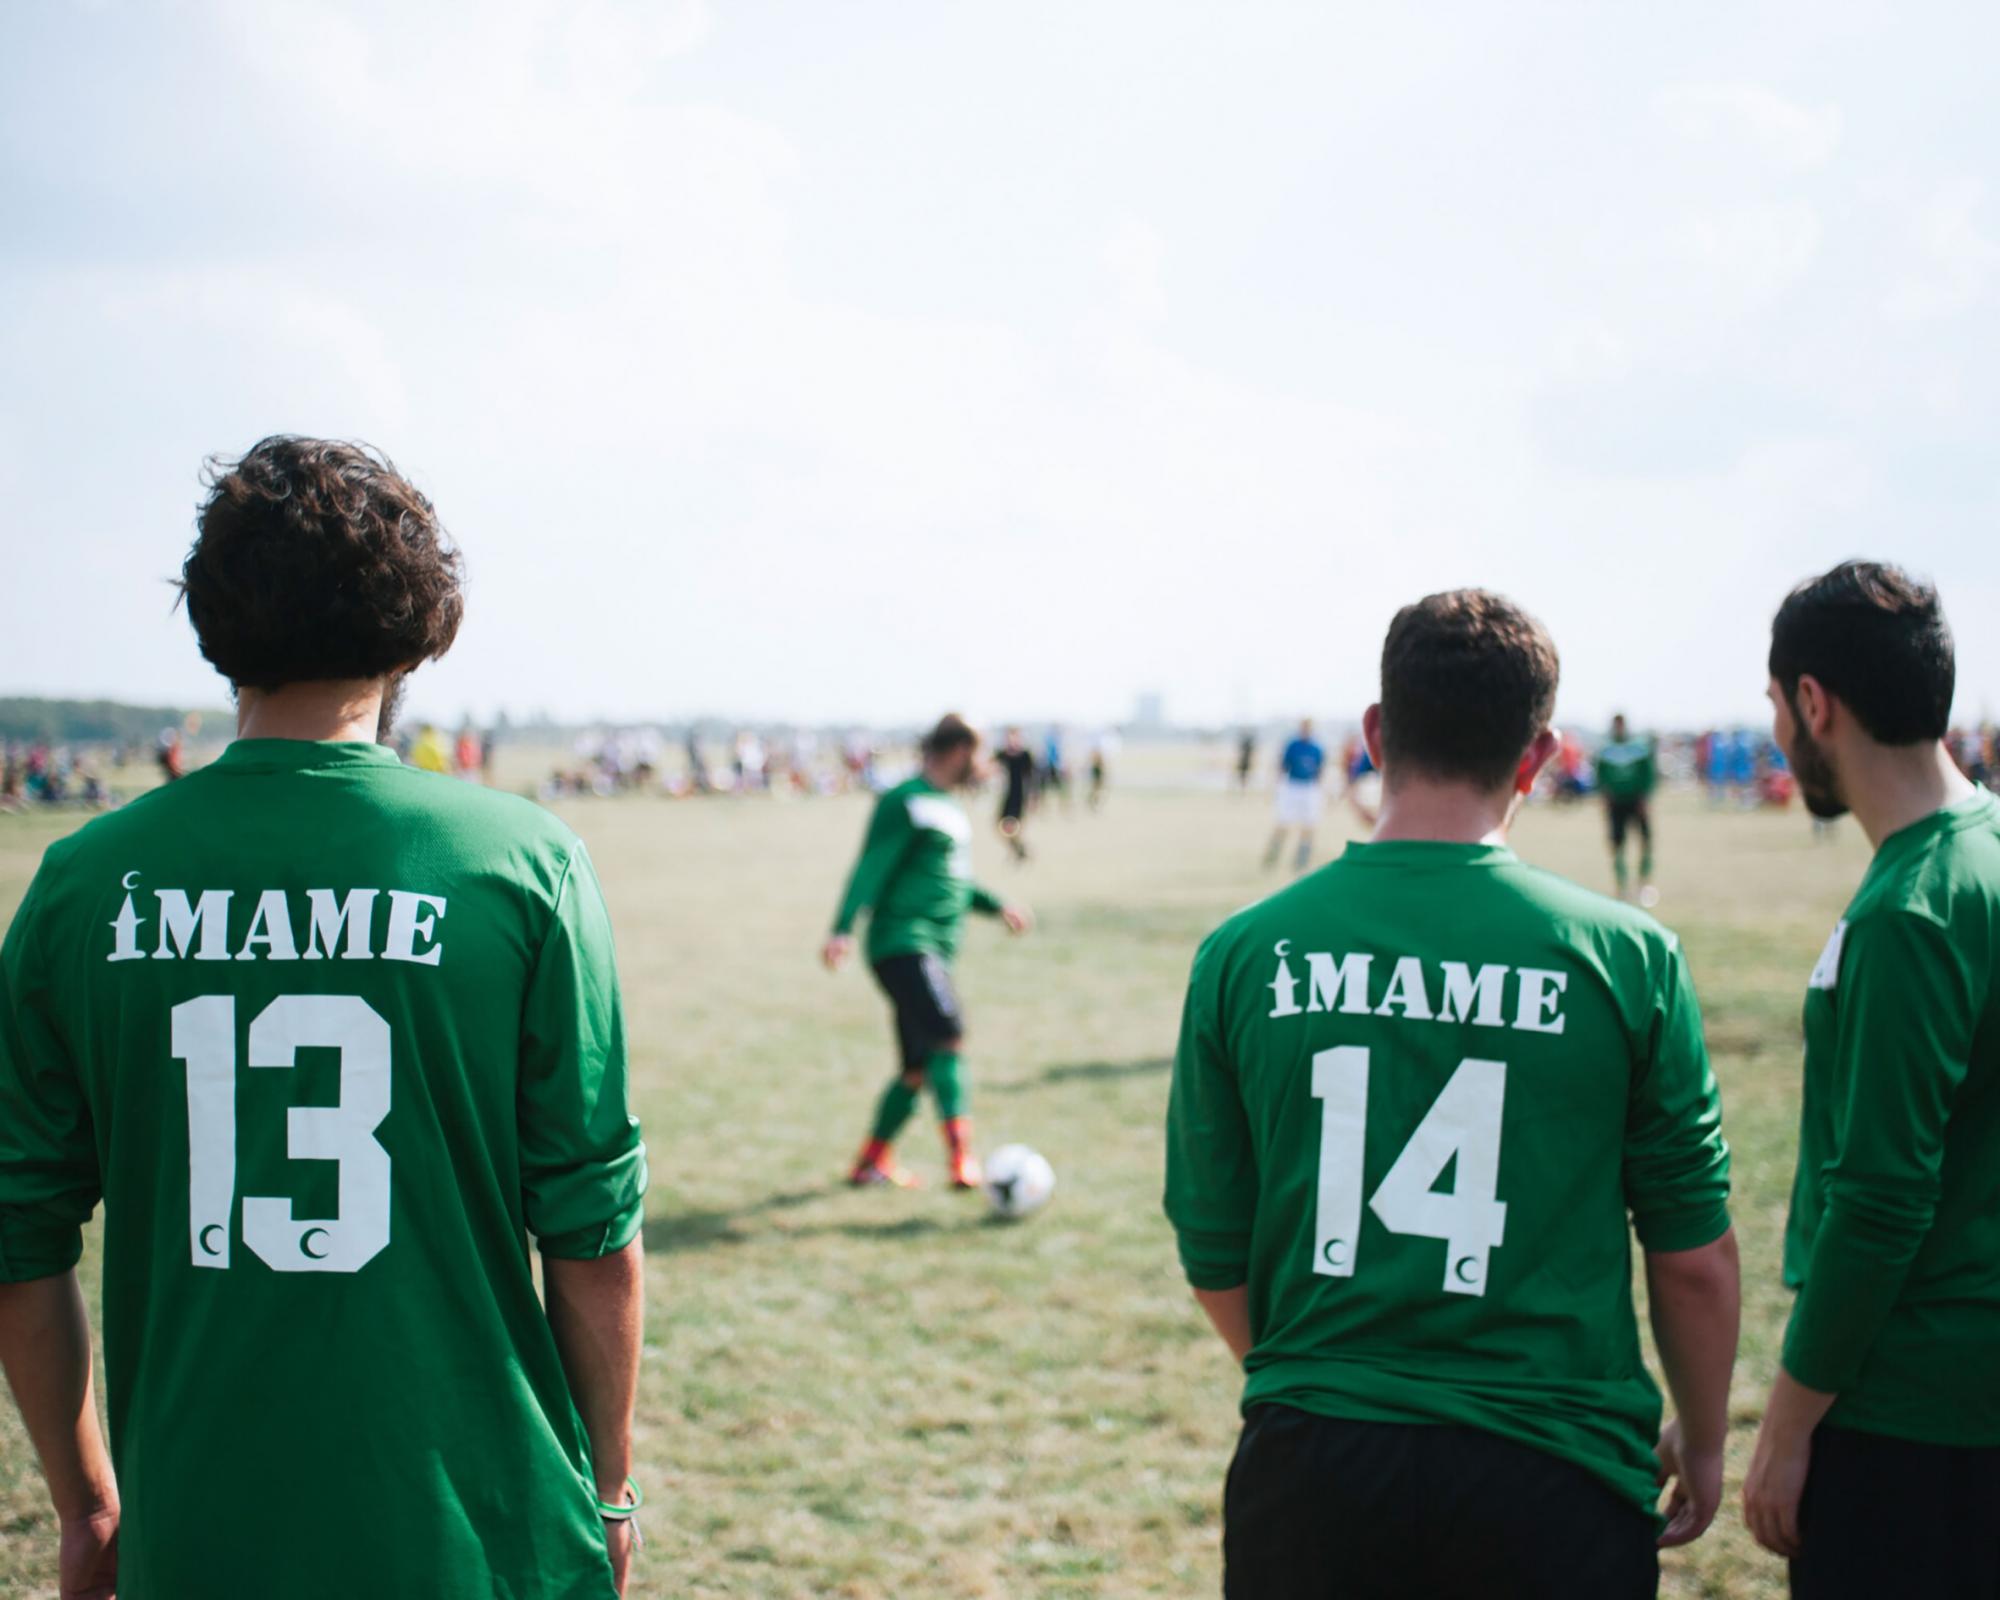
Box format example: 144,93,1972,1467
178,436,463,690
1379,589,1560,790
921,713,980,760
1769,561,1953,744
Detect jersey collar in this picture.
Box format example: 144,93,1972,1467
1339,839,1517,869
210,738,404,774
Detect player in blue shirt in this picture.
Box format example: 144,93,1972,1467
1262,718,1327,873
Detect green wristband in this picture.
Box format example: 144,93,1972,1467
597,1477,644,1520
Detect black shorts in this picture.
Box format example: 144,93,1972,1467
1223,1405,1657,1600
1607,795,1651,849
871,953,965,1074
1791,1424,2000,1599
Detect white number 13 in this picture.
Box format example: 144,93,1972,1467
171,994,392,1274
1311,1046,1508,1296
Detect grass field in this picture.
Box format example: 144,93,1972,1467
0,767,1874,1598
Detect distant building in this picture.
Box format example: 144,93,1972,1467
1132,692,1166,732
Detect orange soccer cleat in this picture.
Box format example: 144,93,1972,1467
942,1117,982,1190
849,1137,921,1189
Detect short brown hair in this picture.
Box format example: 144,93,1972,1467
1379,590,1559,790
178,436,464,690
921,713,980,760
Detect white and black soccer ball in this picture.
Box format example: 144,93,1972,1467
982,1144,1056,1220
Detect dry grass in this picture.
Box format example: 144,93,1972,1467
0,764,1874,1597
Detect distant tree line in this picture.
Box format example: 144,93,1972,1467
0,697,225,745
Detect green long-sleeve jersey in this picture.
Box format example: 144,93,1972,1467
1165,841,1730,1519
831,776,1002,962
0,739,647,1599
1596,737,1657,800
1782,788,2000,1443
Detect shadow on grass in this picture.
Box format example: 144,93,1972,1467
642,1185,827,1254
643,1188,1009,1254
987,1056,1171,1093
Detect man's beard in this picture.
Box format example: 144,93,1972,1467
1790,719,1848,819
376,675,408,745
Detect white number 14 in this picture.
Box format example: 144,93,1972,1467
1310,1046,1508,1296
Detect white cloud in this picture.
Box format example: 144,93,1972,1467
1670,200,1822,301
1655,82,1842,172
1886,179,2000,320
1099,216,1168,325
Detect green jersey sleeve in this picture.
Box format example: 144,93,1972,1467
1783,909,1978,1393
518,845,648,1259
832,794,915,935
1164,936,1257,1290
969,884,1005,917
0,863,102,1283
1621,941,1731,1252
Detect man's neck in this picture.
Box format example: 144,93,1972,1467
236,679,387,744
1841,739,1976,850
1370,779,1516,847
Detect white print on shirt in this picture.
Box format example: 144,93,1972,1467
1808,920,1848,991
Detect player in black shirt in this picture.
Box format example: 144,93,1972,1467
995,727,1037,861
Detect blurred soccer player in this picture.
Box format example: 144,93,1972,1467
1262,718,1326,873
1743,562,2000,1596
1598,713,1659,905
0,438,649,1599
1168,591,1739,1599
994,726,1037,861
823,714,1031,1188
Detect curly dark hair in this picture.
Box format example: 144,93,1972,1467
178,436,464,690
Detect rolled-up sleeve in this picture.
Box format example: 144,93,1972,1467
1623,941,1732,1253
1164,937,1257,1289
0,869,101,1282
519,845,648,1259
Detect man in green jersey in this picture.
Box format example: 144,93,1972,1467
1166,591,1740,1599
823,715,1031,1189
1598,713,1660,905
1743,562,2000,1596
0,438,648,1599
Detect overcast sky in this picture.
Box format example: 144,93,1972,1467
4,0,1998,731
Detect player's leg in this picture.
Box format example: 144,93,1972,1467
1292,828,1313,875
853,958,931,1186
998,805,1028,861
1262,826,1287,869
1789,1425,2000,1600
912,955,980,1188
1608,799,1631,897
1636,801,1657,906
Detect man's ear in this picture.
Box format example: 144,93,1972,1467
1361,704,1386,772
1794,674,1835,738
1516,727,1561,796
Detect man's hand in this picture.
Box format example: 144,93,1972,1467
821,933,854,971
58,1507,118,1600
1654,1415,1723,1548
1000,905,1032,935
602,1514,634,1597
1743,1368,1835,1559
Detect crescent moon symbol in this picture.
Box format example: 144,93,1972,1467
1454,1256,1480,1285
122,870,141,890
300,1227,331,1261
1274,938,1292,958
198,1224,224,1256
1322,1238,1348,1268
